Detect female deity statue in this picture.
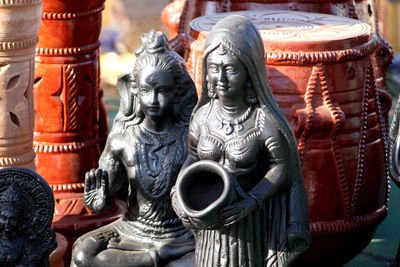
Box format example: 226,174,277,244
71,31,198,267
0,168,56,267
171,15,311,267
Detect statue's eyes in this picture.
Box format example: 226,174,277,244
158,88,168,94
226,66,237,74
208,65,219,73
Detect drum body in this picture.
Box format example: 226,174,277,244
163,0,393,112
186,11,389,265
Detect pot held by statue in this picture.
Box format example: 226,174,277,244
176,160,247,230
185,11,389,266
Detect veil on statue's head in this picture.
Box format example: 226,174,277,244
196,16,296,160
113,30,198,131
197,15,299,179
196,15,311,255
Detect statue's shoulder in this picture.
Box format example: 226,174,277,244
107,129,130,155
255,107,282,141
191,102,212,125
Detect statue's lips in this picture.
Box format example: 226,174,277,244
216,85,229,91
147,106,160,112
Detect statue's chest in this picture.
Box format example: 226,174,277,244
197,110,264,169
0,238,22,263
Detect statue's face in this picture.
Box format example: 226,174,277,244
0,208,18,238
137,67,176,120
206,48,248,101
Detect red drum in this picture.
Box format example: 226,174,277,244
33,0,123,262
187,11,389,265
162,0,393,115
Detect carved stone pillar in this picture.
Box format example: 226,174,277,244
33,0,123,260
0,0,42,170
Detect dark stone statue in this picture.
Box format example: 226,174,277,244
171,15,311,267
389,98,400,266
71,31,198,267
0,168,56,267
390,97,400,187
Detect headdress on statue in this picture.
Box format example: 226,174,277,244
0,184,22,213
113,30,197,131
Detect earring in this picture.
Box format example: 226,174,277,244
206,76,216,99
207,82,216,99
244,80,257,105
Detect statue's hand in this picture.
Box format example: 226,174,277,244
84,169,111,213
171,187,192,228
219,197,257,227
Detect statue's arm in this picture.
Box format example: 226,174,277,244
248,133,288,205
171,119,200,227
219,133,289,227
98,133,128,196
84,133,127,213
181,119,201,170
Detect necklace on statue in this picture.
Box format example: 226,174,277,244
215,103,253,135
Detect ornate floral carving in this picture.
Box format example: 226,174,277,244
0,0,41,6
42,6,105,20
33,138,98,153
35,42,100,56
310,205,387,236
0,37,38,52
265,38,379,65
0,151,36,167
66,65,78,131
51,182,85,192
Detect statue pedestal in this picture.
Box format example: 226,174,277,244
186,11,389,265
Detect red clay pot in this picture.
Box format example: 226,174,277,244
162,0,393,113
33,0,123,262
186,11,390,266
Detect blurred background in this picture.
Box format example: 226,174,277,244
100,0,169,103
99,1,400,266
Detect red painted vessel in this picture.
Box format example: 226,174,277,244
162,0,393,115
186,11,390,265
33,0,123,261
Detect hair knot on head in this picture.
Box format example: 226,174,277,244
135,30,170,56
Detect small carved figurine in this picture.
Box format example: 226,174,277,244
171,15,311,267
0,168,56,267
71,31,198,267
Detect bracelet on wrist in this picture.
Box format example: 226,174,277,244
248,191,264,210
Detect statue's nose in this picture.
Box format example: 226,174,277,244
218,68,227,82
